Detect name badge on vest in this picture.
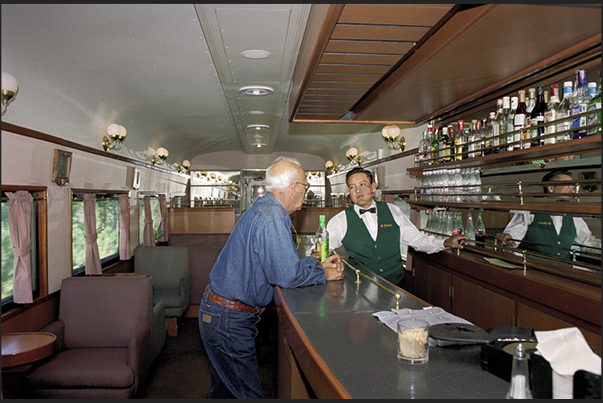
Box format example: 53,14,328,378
537,221,552,225
380,223,393,228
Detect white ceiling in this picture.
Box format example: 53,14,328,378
1,4,384,170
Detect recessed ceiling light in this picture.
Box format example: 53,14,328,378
239,86,274,96
241,49,271,59
248,110,265,115
247,124,270,130
251,142,267,148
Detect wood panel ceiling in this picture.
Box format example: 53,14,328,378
290,4,457,122
290,4,601,125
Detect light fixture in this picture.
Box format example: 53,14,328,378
102,123,127,151
246,124,270,130
251,142,266,148
346,147,361,166
177,159,191,173
241,49,271,59
1,72,18,116
325,160,338,175
381,125,406,151
151,147,169,166
239,85,274,96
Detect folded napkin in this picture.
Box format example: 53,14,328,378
535,327,601,399
535,327,601,376
373,306,473,346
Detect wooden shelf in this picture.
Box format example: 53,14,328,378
407,134,601,178
407,200,601,216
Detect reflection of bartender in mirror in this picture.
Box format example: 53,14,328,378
496,170,601,260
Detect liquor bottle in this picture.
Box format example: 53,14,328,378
455,120,466,161
513,90,527,150
475,212,486,248
556,81,573,142
429,124,438,164
438,126,451,163
507,96,518,151
447,125,456,162
505,343,533,399
587,81,597,99
486,111,499,155
526,87,536,115
544,83,560,145
418,130,431,166
571,69,589,139
451,212,463,236
529,84,546,147
467,119,478,159
498,96,510,152
315,215,329,263
464,211,476,243
587,71,601,136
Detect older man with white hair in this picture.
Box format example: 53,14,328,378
198,156,344,399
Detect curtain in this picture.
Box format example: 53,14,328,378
6,190,33,303
157,194,167,243
118,194,131,260
83,194,102,275
143,195,154,246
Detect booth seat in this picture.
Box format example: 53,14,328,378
25,276,152,399
134,246,190,336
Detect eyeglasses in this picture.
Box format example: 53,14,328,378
295,182,311,193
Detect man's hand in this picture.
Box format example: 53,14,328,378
496,233,516,253
444,234,470,249
320,254,344,281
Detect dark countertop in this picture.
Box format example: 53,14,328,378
275,259,511,399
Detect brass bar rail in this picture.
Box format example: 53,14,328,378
341,259,402,309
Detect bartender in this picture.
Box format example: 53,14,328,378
496,169,601,260
325,167,468,290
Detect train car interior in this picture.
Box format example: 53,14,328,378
1,3,601,399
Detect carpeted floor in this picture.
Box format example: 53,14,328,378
137,306,278,399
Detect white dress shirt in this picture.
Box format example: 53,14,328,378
326,201,446,256
503,211,601,251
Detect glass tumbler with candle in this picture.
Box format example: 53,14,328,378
397,319,430,364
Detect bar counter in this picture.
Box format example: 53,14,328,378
274,259,510,399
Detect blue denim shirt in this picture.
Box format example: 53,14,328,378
207,192,326,307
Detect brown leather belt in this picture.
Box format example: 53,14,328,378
207,290,264,314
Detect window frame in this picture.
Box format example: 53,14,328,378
1,185,48,313
70,189,129,276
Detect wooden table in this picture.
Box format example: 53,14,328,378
2,332,57,398
2,332,57,370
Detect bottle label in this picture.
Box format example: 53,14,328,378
476,228,486,235
452,228,462,235
317,239,329,263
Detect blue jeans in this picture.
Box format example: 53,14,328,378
198,288,264,399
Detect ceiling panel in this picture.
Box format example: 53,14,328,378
291,3,456,123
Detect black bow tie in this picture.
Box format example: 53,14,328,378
359,207,376,215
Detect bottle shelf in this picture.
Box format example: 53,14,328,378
409,134,600,178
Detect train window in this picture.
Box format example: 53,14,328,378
71,192,121,276
1,187,46,309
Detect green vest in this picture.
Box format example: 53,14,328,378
342,201,403,284
518,212,576,261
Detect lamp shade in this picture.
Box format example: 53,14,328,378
1,72,18,93
182,160,191,168
156,147,169,158
381,125,390,138
346,147,358,158
387,125,401,138
118,125,127,139
325,160,333,168
107,123,121,137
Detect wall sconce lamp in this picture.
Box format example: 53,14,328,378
346,147,361,166
325,160,338,175
177,159,191,173
151,147,169,166
1,72,18,116
381,125,406,151
103,123,127,151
